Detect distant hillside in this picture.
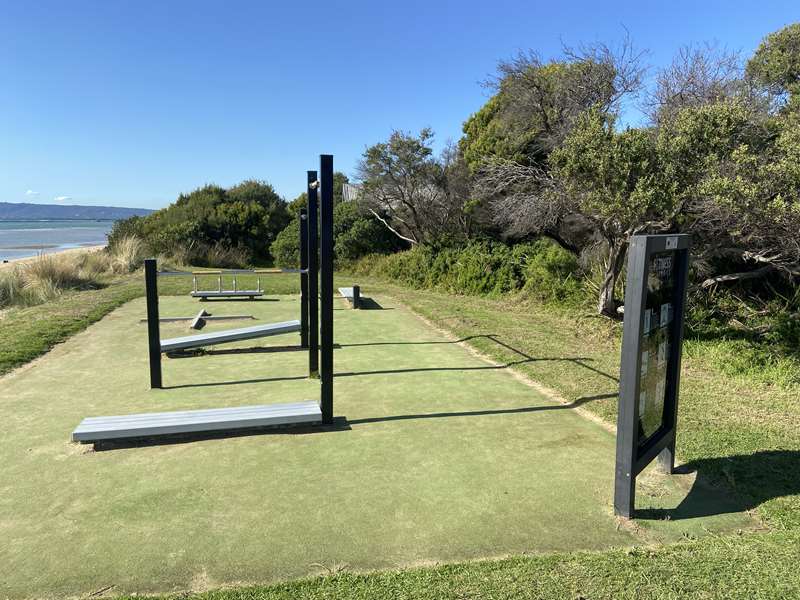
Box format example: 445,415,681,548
0,202,153,221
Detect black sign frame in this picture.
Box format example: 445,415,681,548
614,234,691,518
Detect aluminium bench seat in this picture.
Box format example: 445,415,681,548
338,286,360,309
191,290,264,299
72,401,322,443
160,320,300,352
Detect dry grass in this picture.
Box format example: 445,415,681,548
0,238,146,308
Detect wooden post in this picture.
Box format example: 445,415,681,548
144,258,162,389
299,208,309,348
319,156,334,424
307,170,320,377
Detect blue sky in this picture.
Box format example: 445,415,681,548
1,1,797,209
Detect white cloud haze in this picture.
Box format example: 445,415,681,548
25,189,39,196
54,196,71,202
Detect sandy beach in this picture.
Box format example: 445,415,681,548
0,245,106,271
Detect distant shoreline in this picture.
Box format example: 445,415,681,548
0,218,118,222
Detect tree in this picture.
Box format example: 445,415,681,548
746,22,800,109
549,111,673,316
356,129,467,245
645,43,746,123
462,36,644,173
270,199,405,267
661,100,800,284
126,180,291,264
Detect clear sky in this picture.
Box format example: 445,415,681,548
1,1,797,209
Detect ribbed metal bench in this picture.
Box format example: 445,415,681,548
338,286,360,309
161,320,300,352
72,401,322,443
191,290,264,300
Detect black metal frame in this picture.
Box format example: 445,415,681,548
299,208,309,348
144,158,336,426
307,171,320,377
319,155,334,424
614,234,690,518
145,258,162,389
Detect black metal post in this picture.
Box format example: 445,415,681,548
319,155,334,424
299,208,309,348
144,258,162,389
307,170,320,377
352,284,360,309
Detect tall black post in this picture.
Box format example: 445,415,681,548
144,258,162,389
319,155,334,424
307,170,320,377
299,208,309,348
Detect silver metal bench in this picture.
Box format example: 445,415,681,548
338,286,360,309
161,320,300,352
191,290,264,300
72,401,322,443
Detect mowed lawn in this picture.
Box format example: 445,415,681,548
0,291,754,599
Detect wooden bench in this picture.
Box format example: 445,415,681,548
338,286,360,309
160,320,300,352
72,401,322,443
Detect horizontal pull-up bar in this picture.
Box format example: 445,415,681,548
158,268,307,277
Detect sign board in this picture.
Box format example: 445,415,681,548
614,234,690,517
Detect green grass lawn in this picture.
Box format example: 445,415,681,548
1,275,798,599
0,273,301,376
0,288,755,599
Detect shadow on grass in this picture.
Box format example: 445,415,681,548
166,344,342,359
339,334,619,383
357,297,386,310
163,374,309,389
637,450,800,520
90,416,352,451
347,395,607,426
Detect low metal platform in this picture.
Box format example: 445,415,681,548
191,290,264,299
161,320,300,352
72,401,322,443
338,286,360,309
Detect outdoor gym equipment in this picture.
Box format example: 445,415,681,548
186,268,304,300
338,285,360,309
71,155,336,443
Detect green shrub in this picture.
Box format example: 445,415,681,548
271,202,406,268
351,238,585,302
270,218,301,268
111,181,291,265
520,239,584,304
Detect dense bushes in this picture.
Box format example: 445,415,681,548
271,201,405,267
108,180,291,265
351,238,584,303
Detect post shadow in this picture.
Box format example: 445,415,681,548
636,450,800,520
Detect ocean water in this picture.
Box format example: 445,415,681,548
0,220,113,262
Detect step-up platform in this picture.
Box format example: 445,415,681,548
191,290,264,300
72,401,322,443
160,320,300,352
338,286,360,309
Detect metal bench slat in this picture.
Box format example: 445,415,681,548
160,320,300,352
191,290,263,298
72,401,322,442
